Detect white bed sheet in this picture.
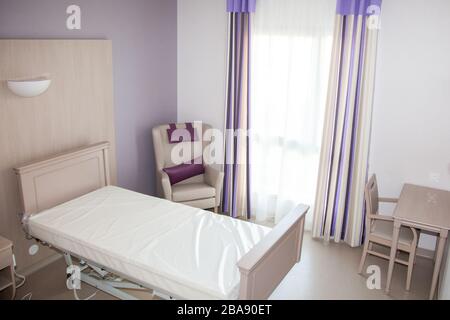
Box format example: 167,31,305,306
28,186,271,300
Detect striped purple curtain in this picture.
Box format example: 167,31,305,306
312,0,382,247
222,0,256,218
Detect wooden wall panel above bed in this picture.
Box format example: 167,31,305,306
0,39,116,273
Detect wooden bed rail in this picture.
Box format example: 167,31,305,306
15,142,111,216
238,204,308,300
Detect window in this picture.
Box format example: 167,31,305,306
250,0,335,227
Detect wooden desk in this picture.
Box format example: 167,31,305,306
385,184,450,299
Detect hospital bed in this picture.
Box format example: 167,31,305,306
14,142,308,300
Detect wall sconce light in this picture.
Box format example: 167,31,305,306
7,77,51,98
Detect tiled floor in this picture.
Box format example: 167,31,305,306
1,232,434,300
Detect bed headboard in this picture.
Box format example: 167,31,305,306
14,142,111,216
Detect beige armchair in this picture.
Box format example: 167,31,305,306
152,123,224,212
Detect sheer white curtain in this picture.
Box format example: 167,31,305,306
250,0,335,228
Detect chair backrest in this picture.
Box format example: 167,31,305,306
365,174,379,217
152,122,212,171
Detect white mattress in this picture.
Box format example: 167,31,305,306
28,186,271,300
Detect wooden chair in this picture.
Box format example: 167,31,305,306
358,175,419,291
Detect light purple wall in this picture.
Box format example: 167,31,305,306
0,0,177,195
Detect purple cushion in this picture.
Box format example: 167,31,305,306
163,158,205,185
167,123,198,144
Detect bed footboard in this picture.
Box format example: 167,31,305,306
238,204,308,300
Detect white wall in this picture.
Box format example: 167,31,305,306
369,0,450,299
177,0,228,131
370,0,450,249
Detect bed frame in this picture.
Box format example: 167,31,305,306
14,142,308,300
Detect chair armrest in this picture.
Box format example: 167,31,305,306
368,214,394,222
158,170,172,201
205,166,224,207
379,197,398,203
